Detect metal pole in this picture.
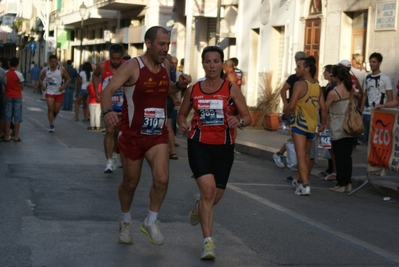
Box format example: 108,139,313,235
215,0,221,46
44,0,49,62
79,18,83,67
184,0,193,75
38,38,41,68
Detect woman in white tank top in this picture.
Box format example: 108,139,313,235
71,62,93,121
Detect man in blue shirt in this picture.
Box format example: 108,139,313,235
62,60,79,111
30,63,41,94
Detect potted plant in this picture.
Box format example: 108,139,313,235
248,106,262,127
255,71,283,131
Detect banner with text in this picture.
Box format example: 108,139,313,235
367,109,399,172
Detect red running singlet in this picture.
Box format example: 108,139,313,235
188,80,236,145
119,56,169,138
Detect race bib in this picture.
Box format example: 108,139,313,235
320,131,331,149
141,108,165,135
47,77,57,86
198,99,224,126
112,89,124,112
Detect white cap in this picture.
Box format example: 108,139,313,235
338,59,351,68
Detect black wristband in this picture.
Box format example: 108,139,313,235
102,109,113,116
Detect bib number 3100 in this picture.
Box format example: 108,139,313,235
141,108,165,135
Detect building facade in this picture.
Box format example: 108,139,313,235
0,0,398,106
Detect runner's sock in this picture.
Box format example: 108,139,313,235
121,211,131,222
146,209,158,224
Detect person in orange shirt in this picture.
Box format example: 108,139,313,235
4,57,24,142
87,82,102,130
223,59,241,88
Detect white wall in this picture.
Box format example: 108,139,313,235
237,0,299,106
324,0,399,86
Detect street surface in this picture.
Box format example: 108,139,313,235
1,89,399,267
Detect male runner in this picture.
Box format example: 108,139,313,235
92,44,125,173
39,55,71,132
102,26,191,245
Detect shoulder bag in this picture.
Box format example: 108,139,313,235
343,100,364,136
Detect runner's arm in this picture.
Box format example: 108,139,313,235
280,82,290,107
177,86,193,134
101,60,136,127
230,84,252,128
283,81,304,119
39,70,47,91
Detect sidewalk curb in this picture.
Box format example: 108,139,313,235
235,140,399,199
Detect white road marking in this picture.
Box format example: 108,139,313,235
227,183,399,264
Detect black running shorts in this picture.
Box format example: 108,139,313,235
187,139,234,189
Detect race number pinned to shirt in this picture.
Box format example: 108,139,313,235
111,88,124,112
198,99,224,126
103,77,124,112
141,108,165,135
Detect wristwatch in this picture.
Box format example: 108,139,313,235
239,119,245,128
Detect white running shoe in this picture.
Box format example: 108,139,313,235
112,154,118,171
272,152,285,168
104,159,114,173
201,238,216,260
140,219,165,245
188,193,200,226
117,219,133,244
295,184,311,196
113,154,122,168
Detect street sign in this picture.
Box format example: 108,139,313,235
28,42,37,51
47,37,56,52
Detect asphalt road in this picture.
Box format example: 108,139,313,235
0,89,399,267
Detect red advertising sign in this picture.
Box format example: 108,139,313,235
368,110,399,172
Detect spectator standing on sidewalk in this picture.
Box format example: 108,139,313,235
223,59,241,88
325,64,354,193
178,46,251,260
171,56,181,136
177,58,186,97
350,53,367,92
92,44,125,173
318,64,337,181
71,62,92,122
273,51,306,168
361,52,393,143
338,59,363,150
101,26,191,246
282,56,326,196
3,57,24,142
229,57,246,86
0,57,7,140
87,82,102,130
30,64,41,94
39,55,71,133
62,60,79,111
166,54,180,160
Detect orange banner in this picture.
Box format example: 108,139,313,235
368,109,399,172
